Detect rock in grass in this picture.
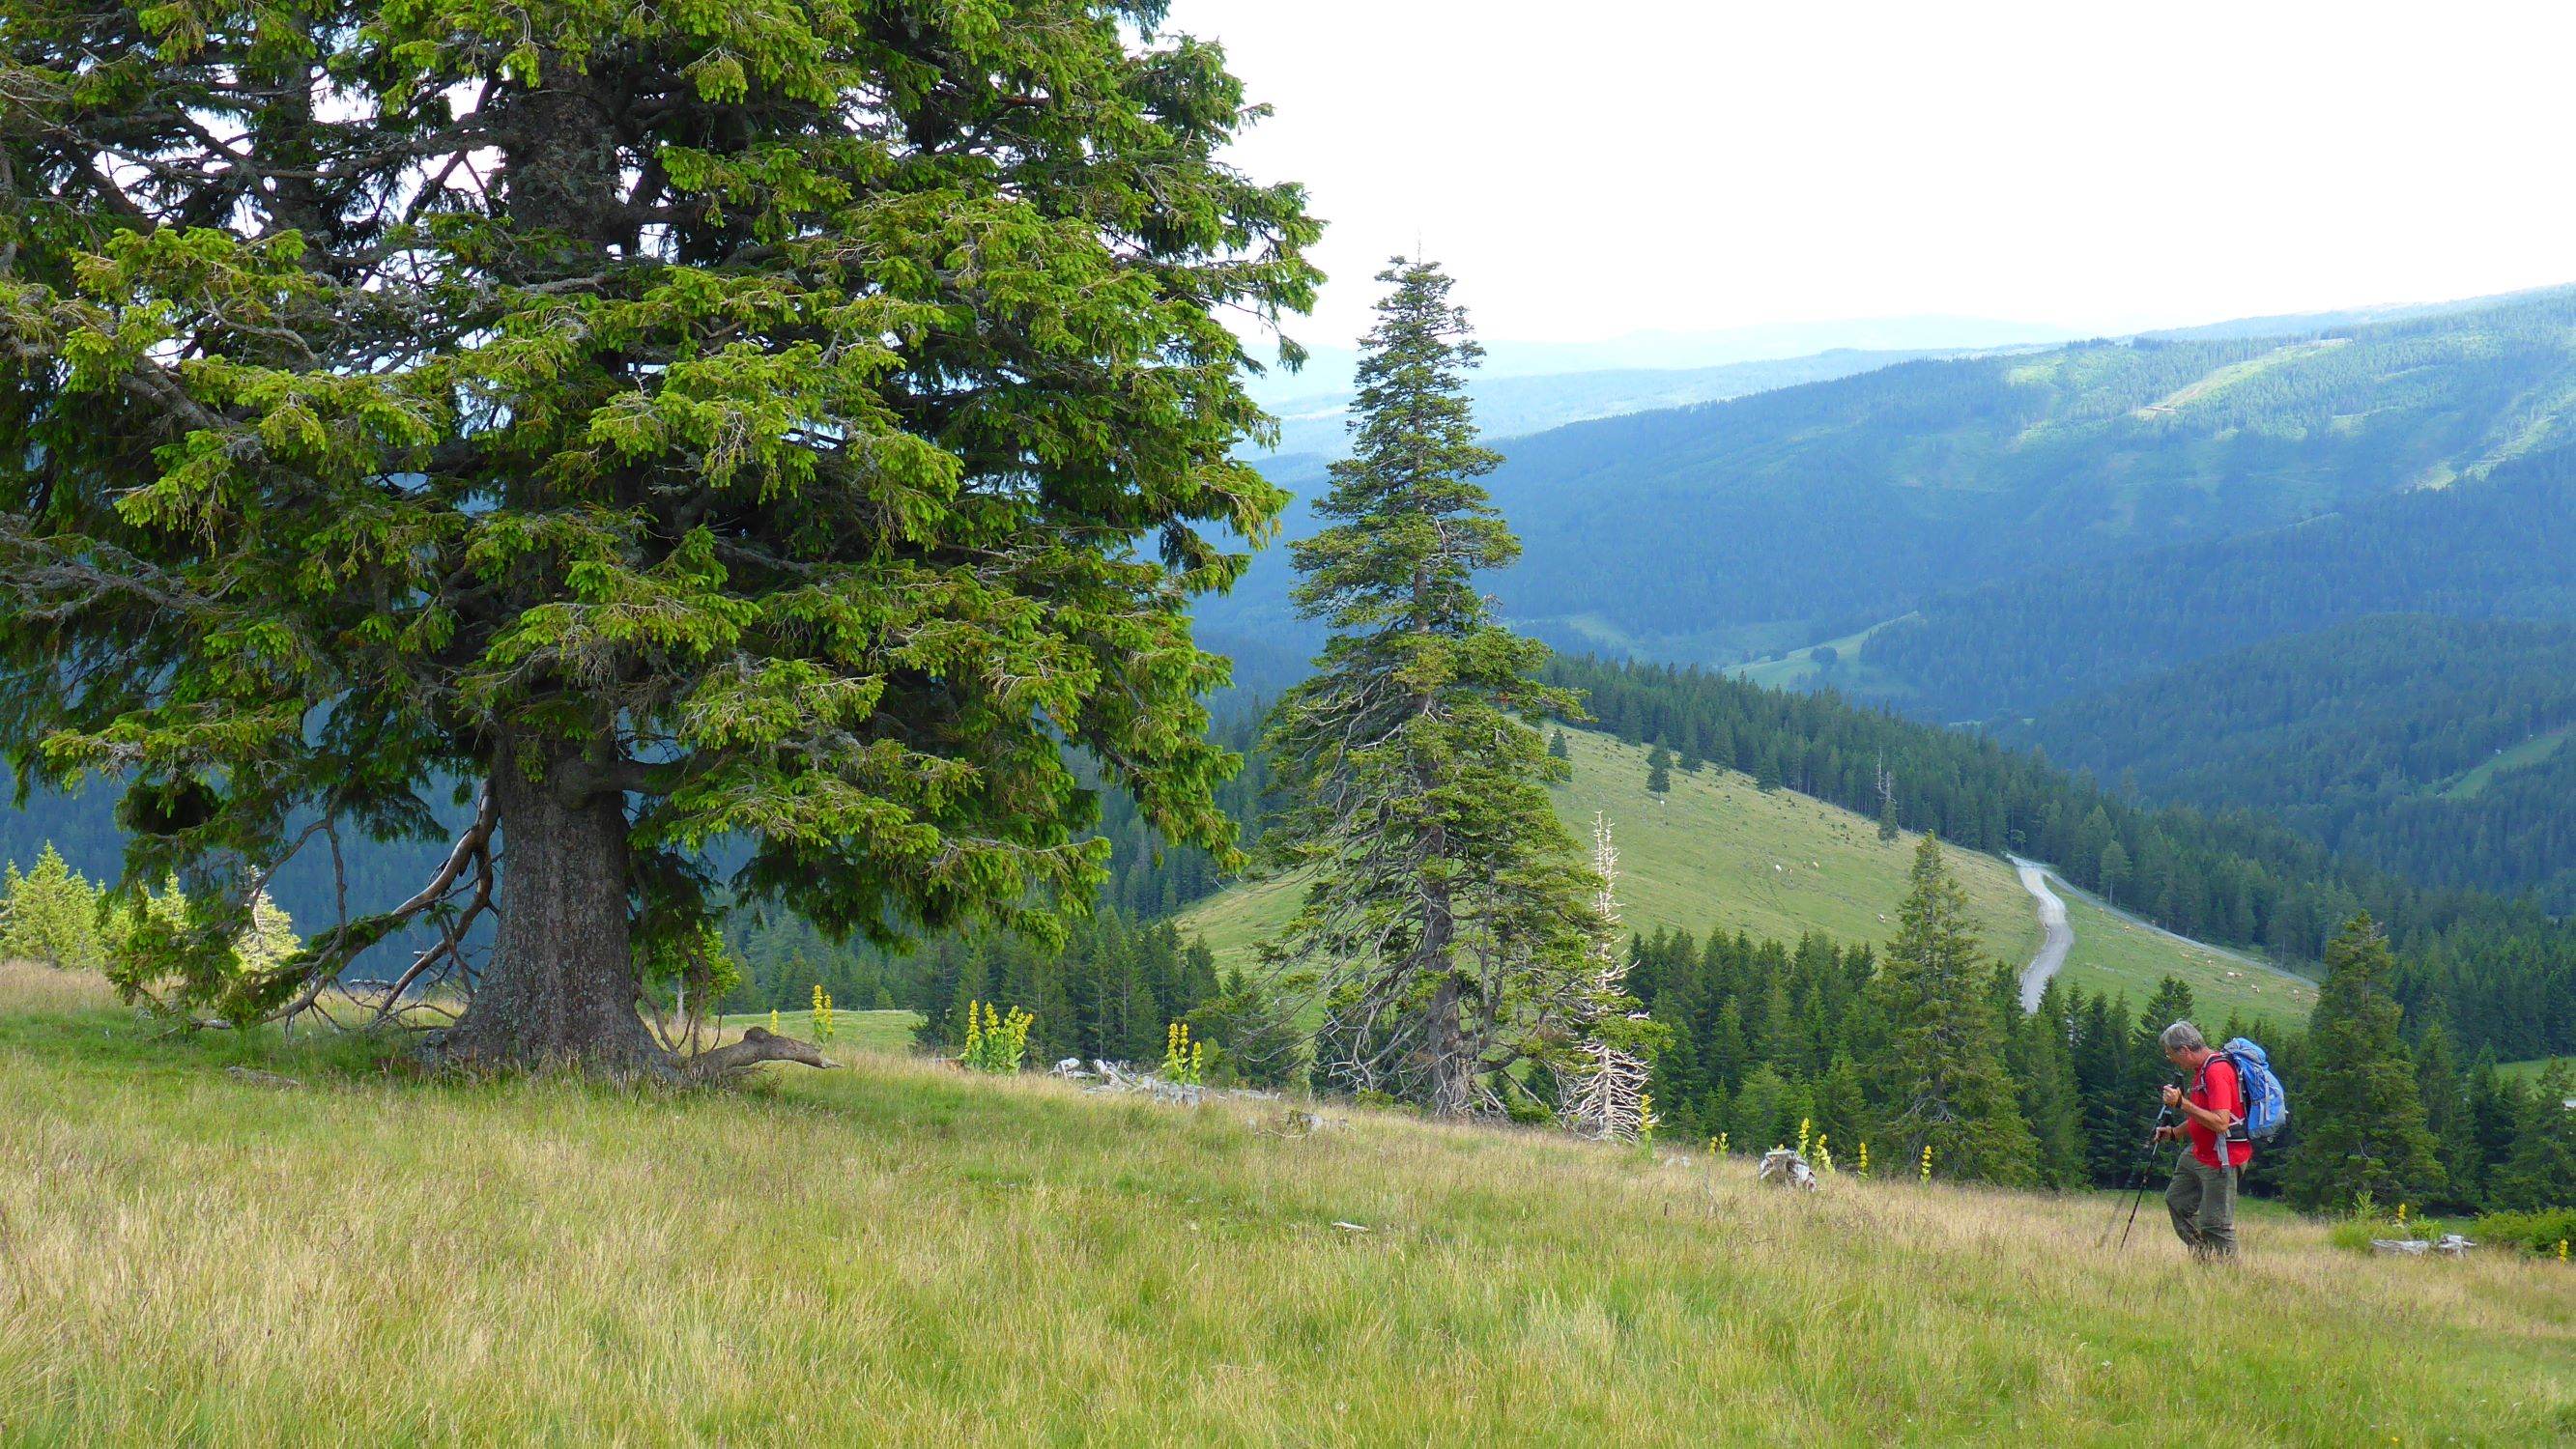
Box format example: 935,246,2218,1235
1757,1149,1819,1190
225,1066,303,1090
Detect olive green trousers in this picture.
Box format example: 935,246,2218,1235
2165,1156,2240,1260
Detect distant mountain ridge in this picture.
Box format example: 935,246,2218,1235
1202,283,2576,669
1241,314,2086,406
1859,444,2576,721
1254,348,1950,459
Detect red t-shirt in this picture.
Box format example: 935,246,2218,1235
2187,1055,2254,1169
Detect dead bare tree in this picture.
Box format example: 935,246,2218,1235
1560,815,1656,1141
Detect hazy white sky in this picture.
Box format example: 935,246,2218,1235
1163,0,2576,349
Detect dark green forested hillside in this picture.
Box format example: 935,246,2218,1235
1862,447,2576,720
1197,287,2576,666
2004,616,2576,909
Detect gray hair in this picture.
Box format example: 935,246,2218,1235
2160,1021,2207,1053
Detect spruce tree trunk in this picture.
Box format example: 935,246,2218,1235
447,756,664,1073
1426,971,1474,1116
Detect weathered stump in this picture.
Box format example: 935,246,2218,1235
1757,1148,1819,1190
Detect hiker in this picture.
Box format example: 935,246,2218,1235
2154,1021,2251,1261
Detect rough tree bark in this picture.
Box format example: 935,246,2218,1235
445,753,663,1072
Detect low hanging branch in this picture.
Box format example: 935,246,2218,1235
272,782,499,1031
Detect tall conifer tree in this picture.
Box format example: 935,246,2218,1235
1258,258,1592,1116
2284,916,2446,1211
0,0,1319,1069
1871,835,2037,1183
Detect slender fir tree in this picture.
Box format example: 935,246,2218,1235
0,843,104,971
1871,835,2037,1184
1646,745,1674,797
1258,258,1593,1117
2283,916,2446,1211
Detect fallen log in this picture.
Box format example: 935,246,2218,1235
684,1027,837,1081
2371,1235,2476,1257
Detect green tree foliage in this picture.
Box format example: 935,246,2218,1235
2490,1062,2576,1211
2099,840,2132,908
1622,919,2299,1192
1646,745,1674,796
1871,837,2037,1184
2285,918,2447,1211
0,843,104,970
1257,259,1592,1116
2011,978,2089,1188
0,0,1318,1067
2411,1022,2480,1210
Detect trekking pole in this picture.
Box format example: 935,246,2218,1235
2098,1103,2171,1247
2115,1104,2175,1251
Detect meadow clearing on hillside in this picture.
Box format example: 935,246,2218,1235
1184,729,2301,1027
2047,880,2313,1032
0,962,2563,1448
2502,1056,2576,1087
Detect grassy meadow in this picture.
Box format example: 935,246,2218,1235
0,960,2566,1447
2439,723,2575,801
2501,1056,2576,1088
2044,877,2314,1032
1184,728,2298,1027
1723,618,1918,700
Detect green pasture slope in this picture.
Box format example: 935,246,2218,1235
0,962,2563,1447
1183,729,2296,1026
2441,723,2576,801
2039,874,2313,1032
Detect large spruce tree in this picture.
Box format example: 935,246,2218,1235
1258,258,1591,1117
2284,916,2446,1210
0,0,1317,1070
1871,834,2037,1183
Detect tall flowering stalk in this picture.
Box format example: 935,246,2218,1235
961,1001,1033,1075
1560,816,1664,1141
1163,1022,1208,1086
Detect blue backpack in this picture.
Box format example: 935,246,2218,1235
2216,1037,2287,1142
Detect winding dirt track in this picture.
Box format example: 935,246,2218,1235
2009,855,2072,1012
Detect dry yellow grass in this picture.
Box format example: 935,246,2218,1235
0,967,2568,1447
0,958,117,1013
